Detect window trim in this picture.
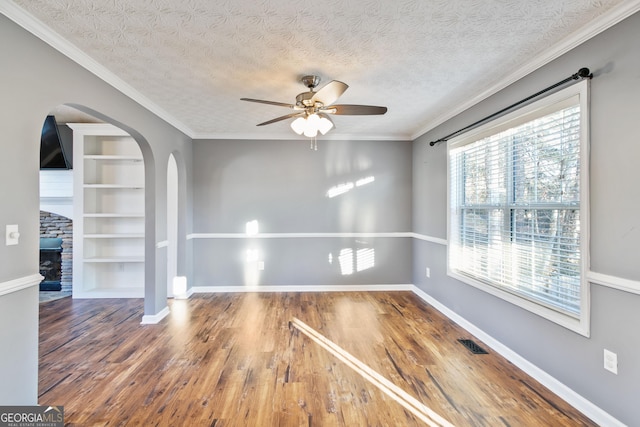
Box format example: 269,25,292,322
446,80,590,337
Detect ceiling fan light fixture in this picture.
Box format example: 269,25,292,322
317,116,334,135
303,124,318,138
303,114,320,137
293,113,330,138
242,75,387,141
290,117,306,135
307,113,320,126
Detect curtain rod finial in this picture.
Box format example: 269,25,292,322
575,67,592,79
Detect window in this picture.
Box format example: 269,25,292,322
447,81,589,335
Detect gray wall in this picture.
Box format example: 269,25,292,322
0,287,39,404
0,15,192,403
192,138,412,287
413,11,640,425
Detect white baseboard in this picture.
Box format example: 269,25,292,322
171,286,195,300
0,274,43,297
191,284,414,294
410,285,624,427
140,306,170,325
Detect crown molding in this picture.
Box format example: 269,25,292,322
411,0,640,141
190,131,412,141
0,1,195,138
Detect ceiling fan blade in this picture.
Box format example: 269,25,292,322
328,104,388,115
241,98,295,108
310,80,348,106
256,112,305,126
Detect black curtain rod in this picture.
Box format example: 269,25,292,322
429,67,593,147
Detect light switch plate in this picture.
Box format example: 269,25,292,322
6,224,19,246
604,349,618,375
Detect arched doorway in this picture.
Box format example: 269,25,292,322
41,104,162,319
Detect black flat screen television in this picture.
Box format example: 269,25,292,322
40,115,71,169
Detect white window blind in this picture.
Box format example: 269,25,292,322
448,83,588,324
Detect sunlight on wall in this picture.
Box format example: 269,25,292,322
243,220,262,287
243,252,261,287
243,268,260,288
331,247,376,275
172,276,188,299
327,182,355,198
246,248,259,262
244,219,262,286
356,176,375,187
246,219,259,235
356,248,375,272
326,175,375,198
339,248,355,275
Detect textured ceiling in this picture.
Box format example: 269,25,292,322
4,0,636,140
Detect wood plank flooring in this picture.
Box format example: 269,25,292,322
38,292,597,426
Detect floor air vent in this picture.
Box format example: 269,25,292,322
458,339,488,354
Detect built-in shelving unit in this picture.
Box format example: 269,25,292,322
70,123,144,298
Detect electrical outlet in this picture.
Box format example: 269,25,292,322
426,267,431,278
604,349,618,375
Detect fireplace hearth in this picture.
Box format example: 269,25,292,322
40,237,63,291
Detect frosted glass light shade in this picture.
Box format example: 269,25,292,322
291,117,306,135
306,113,320,128
318,117,334,135
303,126,318,137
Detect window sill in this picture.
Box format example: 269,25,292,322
447,268,590,337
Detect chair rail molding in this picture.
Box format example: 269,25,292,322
0,274,43,297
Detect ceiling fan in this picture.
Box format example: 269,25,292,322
240,75,387,140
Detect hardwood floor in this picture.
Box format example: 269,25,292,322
38,292,596,426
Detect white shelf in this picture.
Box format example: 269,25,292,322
71,123,145,299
